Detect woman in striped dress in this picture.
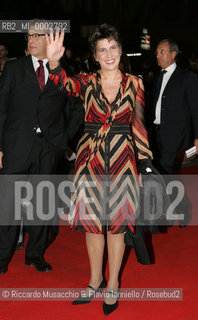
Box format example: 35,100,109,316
46,24,152,315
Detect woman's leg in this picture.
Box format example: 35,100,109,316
86,232,105,288
106,231,125,302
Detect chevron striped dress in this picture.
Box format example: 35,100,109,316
50,69,152,234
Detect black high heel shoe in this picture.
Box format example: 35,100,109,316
72,278,106,305
103,289,119,316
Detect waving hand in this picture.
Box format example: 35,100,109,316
46,29,65,69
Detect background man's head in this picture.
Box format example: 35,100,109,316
0,44,8,59
156,39,179,69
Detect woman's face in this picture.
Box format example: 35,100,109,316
94,38,122,72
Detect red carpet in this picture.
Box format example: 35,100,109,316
0,166,198,320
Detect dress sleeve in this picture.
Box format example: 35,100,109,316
131,76,153,160
49,65,90,100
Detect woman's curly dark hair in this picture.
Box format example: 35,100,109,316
88,23,122,55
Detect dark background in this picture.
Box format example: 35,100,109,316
1,0,198,73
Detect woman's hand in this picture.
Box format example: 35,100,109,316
194,138,198,154
139,173,143,187
46,29,65,69
0,151,3,169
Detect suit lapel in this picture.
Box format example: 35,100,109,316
23,55,53,94
163,66,181,94
152,67,180,121
23,55,39,87
43,77,54,93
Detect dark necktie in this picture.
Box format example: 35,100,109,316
154,70,167,104
36,60,45,91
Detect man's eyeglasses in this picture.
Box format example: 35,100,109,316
25,33,46,41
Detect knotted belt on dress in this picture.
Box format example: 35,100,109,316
84,122,131,164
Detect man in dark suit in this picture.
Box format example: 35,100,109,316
150,39,198,174
0,20,83,274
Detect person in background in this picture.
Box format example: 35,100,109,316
0,44,8,76
150,39,198,174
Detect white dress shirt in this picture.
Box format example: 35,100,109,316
154,62,176,124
